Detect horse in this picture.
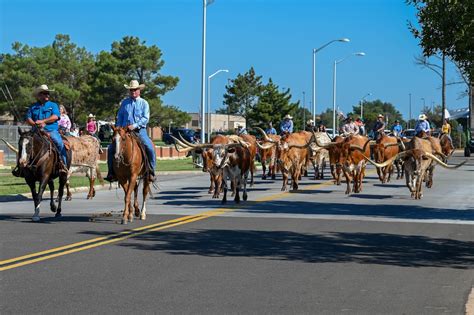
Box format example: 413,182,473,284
111,127,151,224
439,133,455,158
15,127,68,221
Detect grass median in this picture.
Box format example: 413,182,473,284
0,158,197,196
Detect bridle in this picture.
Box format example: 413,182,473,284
19,131,53,169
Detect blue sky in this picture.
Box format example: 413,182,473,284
0,0,468,120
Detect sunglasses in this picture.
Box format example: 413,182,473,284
129,88,139,92
39,92,50,96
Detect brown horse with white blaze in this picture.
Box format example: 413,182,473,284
112,127,151,224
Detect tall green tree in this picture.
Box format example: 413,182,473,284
0,34,94,123
407,0,473,122
217,67,264,117
246,79,300,131
87,36,180,125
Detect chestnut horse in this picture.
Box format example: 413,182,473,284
111,127,151,224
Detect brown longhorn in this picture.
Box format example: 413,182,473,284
255,127,277,143
256,141,276,150
1,138,19,153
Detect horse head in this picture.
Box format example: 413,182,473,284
17,128,35,167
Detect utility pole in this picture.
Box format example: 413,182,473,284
409,93,412,129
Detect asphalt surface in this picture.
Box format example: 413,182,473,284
1,152,473,314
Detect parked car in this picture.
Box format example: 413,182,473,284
402,129,416,139
163,128,196,145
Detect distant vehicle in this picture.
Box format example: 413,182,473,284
98,121,114,142
163,128,196,145
402,129,416,139
325,128,339,138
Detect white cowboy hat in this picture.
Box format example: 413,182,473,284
306,119,314,124
88,113,96,118
124,80,145,90
377,114,384,118
33,84,55,97
418,114,427,120
284,114,293,120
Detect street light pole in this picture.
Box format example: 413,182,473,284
409,93,412,129
302,91,306,129
359,92,372,121
200,0,214,144
312,38,350,123
332,52,366,138
207,69,229,142
421,97,426,112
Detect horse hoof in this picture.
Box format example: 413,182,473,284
121,219,127,225
243,194,248,201
140,214,146,220
32,216,40,222
55,212,62,218
50,206,57,213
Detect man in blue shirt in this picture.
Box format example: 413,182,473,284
415,114,430,137
391,120,403,137
280,114,294,134
24,84,68,174
265,122,277,135
105,80,156,182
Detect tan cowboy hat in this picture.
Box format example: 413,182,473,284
33,84,55,97
377,114,384,118
124,80,145,90
284,114,293,120
306,119,314,124
418,114,427,120
88,113,96,119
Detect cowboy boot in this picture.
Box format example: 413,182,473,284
104,171,117,183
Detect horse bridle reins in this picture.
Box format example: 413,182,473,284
20,131,54,169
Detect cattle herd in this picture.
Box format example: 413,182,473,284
172,128,466,203
2,127,467,223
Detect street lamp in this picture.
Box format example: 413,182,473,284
168,120,173,133
312,38,350,123
207,69,229,142
359,92,372,121
408,93,412,129
200,0,215,144
332,52,366,138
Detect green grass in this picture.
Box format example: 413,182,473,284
0,158,197,195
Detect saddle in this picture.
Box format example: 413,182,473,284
129,131,153,177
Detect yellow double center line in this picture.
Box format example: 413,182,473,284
0,172,364,272
0,208,232,271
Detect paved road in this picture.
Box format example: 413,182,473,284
1,152,473,314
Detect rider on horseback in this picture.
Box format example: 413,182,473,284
14,85,68,176
105,80,156,183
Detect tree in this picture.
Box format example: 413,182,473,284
217,67,264,117
246,79,300,130
407,0,473,122
0,34,94,123
87,36,180,125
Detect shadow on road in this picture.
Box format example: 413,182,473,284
111,229,474,269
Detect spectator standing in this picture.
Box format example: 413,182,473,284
86,114,97,135
58,104,71,134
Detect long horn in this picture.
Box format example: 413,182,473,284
255,127,276,143
398,138,406,151
224,142,243,150
1,138,19,153
178,133,198,147
256,141,276,150
384,142,400,148
423,152,467,169
362,152,407,168
350,144,365,151
315,135,338,148
362,139,376,152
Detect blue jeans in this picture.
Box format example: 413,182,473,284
48,130,67,165
108,128,156,174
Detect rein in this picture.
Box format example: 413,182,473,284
23,131,54,169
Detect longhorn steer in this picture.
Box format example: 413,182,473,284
276,131,310,191
257,132,281,180
372,134,402,183
317,134,370,194
365,149,466,199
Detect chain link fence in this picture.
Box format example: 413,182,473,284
0,125,30,162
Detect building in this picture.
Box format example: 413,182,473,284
187,113,246,132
